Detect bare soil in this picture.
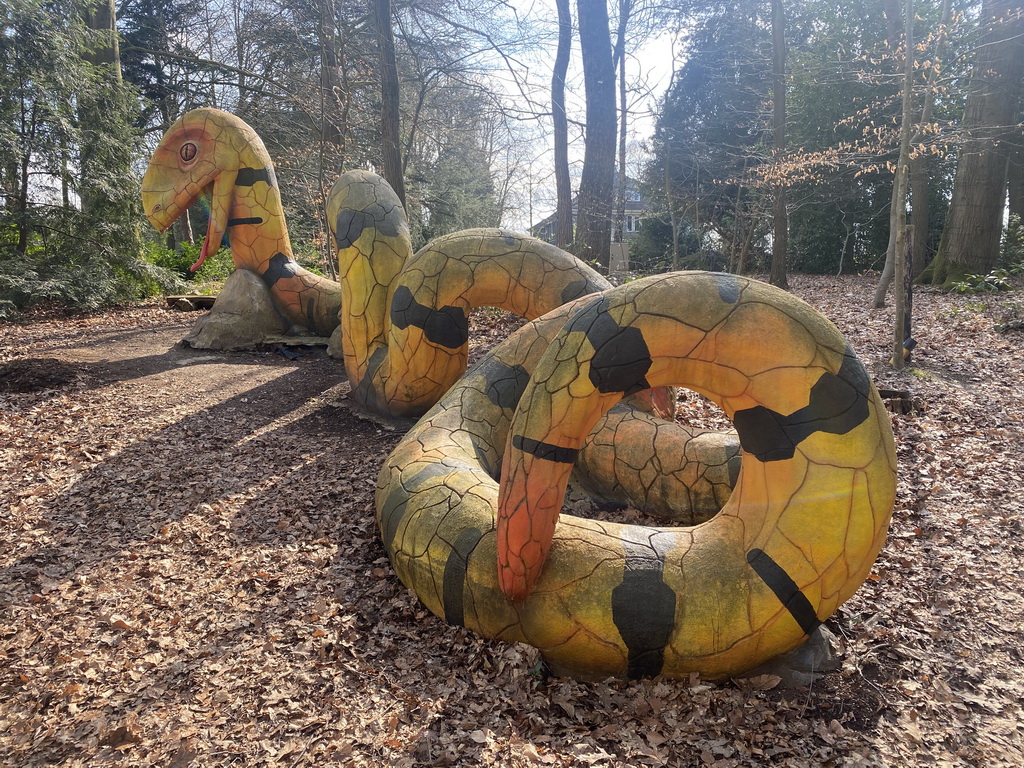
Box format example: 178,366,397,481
1,274,1022,767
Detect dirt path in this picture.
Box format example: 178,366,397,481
1,276,1022,767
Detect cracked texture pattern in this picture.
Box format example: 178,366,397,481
145,114,894,681
379,272,896,681
142,109,341,336
325,171,614,418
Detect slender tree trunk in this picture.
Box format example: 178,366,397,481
318,0,344,146
552,0,573,249
173,210,195,249
1009,137,1024,220
892,0,915,370
875,0,951,293
908,154,930,277
908,0,952,281
16,104,35,255
1006,44,1024,220
882,0,902,48
873,7,908,305
769,0,788,289
374,0,406,206
60,145,71,208
872,0,914,304
923,0,1024,287
612,0,632,248
80,0,123,219
574,0,616,272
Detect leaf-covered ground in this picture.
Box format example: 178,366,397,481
1,274,1022,767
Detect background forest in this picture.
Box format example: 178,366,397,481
1,0,1022,316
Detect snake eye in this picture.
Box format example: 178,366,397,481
180,142,198,163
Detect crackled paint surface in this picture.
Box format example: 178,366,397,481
142,108,341,336
379,272,896,680
144,113,895,680
327,169,613,419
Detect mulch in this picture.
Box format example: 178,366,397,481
1,274,1022,767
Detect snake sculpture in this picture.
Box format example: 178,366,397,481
380,274,896,680
144,109,896,681
142,108,342,337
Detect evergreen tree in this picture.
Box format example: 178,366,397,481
0,0,165,315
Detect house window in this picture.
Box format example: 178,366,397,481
625,215,641,233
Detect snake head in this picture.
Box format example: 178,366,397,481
142,108,271,271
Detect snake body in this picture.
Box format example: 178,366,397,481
380,273,896,680
326,171,613,419
144,111,896,681
142,108,341,336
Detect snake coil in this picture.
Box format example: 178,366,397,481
378,272,896,680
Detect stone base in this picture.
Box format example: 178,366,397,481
181,270,305,351
327,324,344,359
745,625,843,687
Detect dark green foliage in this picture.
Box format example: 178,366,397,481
402,81,503,248
642,0,965,277
144,241,231,283
0,0,174,317
627,215,699,274
119,0,211,127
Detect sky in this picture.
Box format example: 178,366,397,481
491,1,683,229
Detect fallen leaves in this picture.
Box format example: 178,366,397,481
1,281,1023,766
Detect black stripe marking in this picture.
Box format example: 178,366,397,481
511,434,579,464
567,296,653,396
379,463,451,555
481,360,531,411
228,217,263,227
390,285,469,349
611,534,676,679
714,272,741,304
334,209,373,250
235,167,274,187
560,279,590,305
732,353,872,462
354,346,388,412
261,252,300,289
442,527,484,627
305,297,316,333
746,548,820,636
334,203,404,250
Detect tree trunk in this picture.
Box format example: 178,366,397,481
882,0,902,49
1006,60,1024,220
923,0,1024,288
909,154,930,276
173,209,195,250
1009,136,1024,221
908,0,952,280
769,0,788,289
891,0,915,370
552,0,573,249
80,0,123,219
374,0,406,207
876,0,951,301
612,0,632,248
16,104,35,255
574,0,616,272
318,0,345,147
83,0,122,78
873,0,909,306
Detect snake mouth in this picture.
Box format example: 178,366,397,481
142,180,222,272
145,189,202,233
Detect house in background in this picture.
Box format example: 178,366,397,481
531,179,646,276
